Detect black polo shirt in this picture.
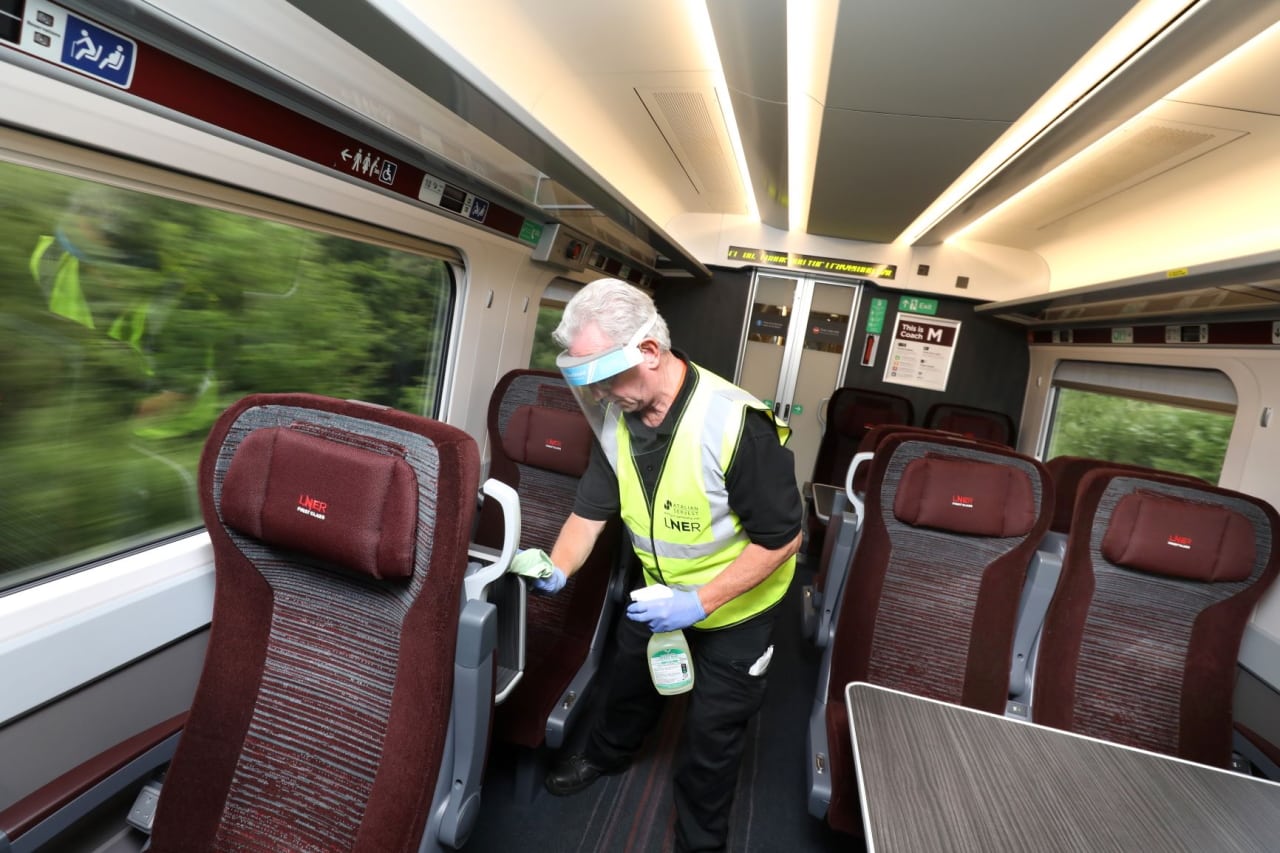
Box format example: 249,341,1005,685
573,356,802,550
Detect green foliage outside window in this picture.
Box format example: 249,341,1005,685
529,304,564,371
0,161,453,588
1046,387,1232,483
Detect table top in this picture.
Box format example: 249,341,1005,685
845,681,1280,853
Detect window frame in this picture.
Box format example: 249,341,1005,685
1039,358,1238,482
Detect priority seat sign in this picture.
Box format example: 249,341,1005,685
15,1,137,90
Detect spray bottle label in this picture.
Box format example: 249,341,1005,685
650,646,693,690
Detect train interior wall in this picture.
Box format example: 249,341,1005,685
656,267,1031,436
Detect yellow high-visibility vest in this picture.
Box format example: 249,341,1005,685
601,362,795,629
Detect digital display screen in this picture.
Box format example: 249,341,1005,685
1180,325,1206,343
0,0,24,45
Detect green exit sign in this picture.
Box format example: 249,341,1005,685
866,297,888,334
899,295,939,315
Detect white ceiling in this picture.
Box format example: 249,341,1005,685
300,0,1280,291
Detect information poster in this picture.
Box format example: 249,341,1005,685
804,311,849,353
748,302,790,344
883,313,961,391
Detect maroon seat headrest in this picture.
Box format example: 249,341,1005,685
502,405,592,476
836,400,903,438
1101,489,1255,582
894,452,1036,537
220,426,419,579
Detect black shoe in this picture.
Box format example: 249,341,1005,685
545,752,627,796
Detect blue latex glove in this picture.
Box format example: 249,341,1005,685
532,566,567,595
627,589,706,633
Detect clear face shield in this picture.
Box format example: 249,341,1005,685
555,314,657,444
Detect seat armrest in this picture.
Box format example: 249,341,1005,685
806,693,833,820
544,558,625,749
0,712,186,853
435,598,497,849
1007,537,1065,701
465,479,521,602
816,508,862,649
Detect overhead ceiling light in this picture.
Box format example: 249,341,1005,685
687,0,759,220
786,0,838,233
895,0,1197,245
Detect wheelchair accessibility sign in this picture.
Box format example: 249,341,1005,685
18,2,137,90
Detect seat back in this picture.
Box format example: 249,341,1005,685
924,402,1015,446
806,425,951,646
1033,469,1280,766
1044,455,1205,534
479,370,621,749
149,393,482,853
805,388,913,560
811,387,914,488
847,423,951,497
1008,457,1209,707
814,433,1051,833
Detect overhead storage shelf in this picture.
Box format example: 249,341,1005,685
976,248,1280,327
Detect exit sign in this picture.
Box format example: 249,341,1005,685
899,295,939,315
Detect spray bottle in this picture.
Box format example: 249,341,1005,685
630,584,695,695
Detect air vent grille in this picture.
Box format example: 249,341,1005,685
636,86,745,213
1019,119,1246,230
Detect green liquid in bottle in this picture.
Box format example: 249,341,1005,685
647,630,694,695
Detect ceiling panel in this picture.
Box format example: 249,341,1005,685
1169,18,1280,115
808,111,1008,242
825,0,1140,120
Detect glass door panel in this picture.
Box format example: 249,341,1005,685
782,281,859,487
737,274,800,415
736,272,860,487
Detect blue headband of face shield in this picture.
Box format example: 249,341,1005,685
556,315,657,387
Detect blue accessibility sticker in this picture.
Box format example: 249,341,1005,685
61,13,135,89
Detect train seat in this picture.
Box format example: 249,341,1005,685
1032,469,1280,767
924,402,1015,447
804,388,913,559
478,370,623,750
803,424,947,646
147,393,491,852
1007,457,1210,711
806,433,1052,835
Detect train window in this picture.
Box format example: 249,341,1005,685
0,159,455,592
530,303,564,371
529,280,579,371
1044,360,1235,482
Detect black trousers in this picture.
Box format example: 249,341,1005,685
585,607,776,853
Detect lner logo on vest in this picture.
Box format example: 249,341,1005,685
663,499,703,533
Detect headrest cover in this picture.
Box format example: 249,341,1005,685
502,405,592,476
221,427,419,579
894,452,1036,538
1101,489,1255,582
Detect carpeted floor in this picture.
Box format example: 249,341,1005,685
463,567,859,852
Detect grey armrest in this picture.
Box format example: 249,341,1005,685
433,598,497,850
815,507,862,649
806,639,837,819
1007,532,1067,705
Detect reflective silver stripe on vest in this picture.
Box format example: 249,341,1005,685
600,403,621,469
629,527,750,559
